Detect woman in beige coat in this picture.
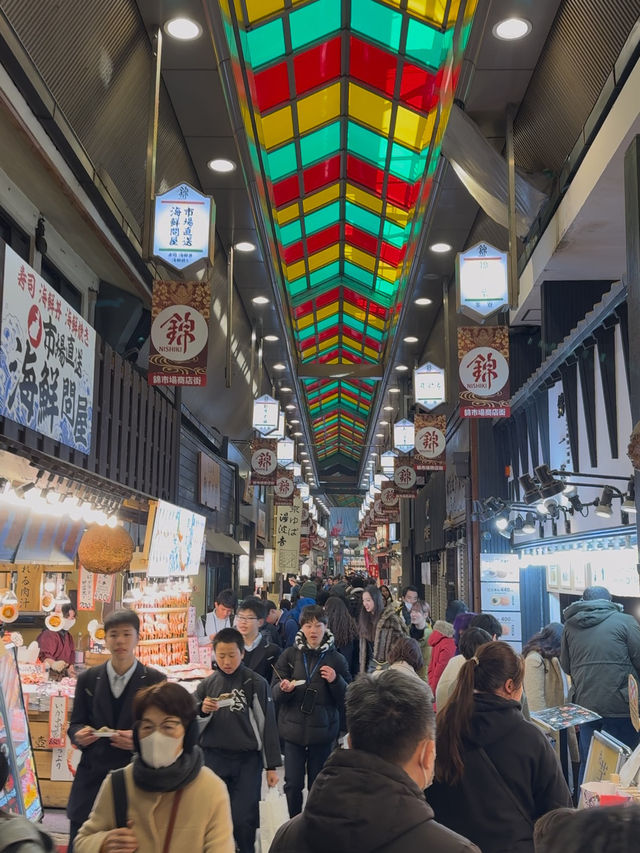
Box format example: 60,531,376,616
74,682,234,853
523,623,579,764
358,585,407,673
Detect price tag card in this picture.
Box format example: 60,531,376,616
94,574,115,603
188,636,200,664
187,606,197,637
78,567,96,610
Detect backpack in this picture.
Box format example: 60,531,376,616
0,815,55,851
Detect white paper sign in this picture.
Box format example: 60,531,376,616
94,574,115,603
153,183,213,271
51,735,81,782
187,606,197,637
0,245,96,451
77,566,96,610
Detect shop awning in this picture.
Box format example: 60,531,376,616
205,531,248,556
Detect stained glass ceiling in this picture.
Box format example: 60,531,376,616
219,0,476,473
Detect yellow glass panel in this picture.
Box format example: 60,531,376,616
244,0,284,22
383,201,410,228
394,105,436,153
308,244,340,272
302,344,317,360
277,202,301,224
378,259,400,282
261,106,294,150
318,336,340,352
364,345,378,360
302,184,340,214
316,302,339,321
297,83,341,135
296,313,315,331
344,244,376,273
345,184,383,215
285,259,306,281
321,392,339,406
367,313,385,331
343,303,367,324
229,0,243,24
349,84,392,135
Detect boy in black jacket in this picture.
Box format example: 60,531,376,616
236,596,282,679
196,627,281,853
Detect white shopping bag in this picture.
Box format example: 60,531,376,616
259,787,290,852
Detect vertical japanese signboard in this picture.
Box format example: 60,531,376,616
458,326,510,418
274,467,295,505
394,454,418,498
456,242,509,322
380,481,400,522
275,497,302,573
250,439,278,485
414,413,446,470
414,362,446,410
0,244,95,452
148,280,210,386
152,182,214,271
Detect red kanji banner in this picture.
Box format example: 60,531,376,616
148,280,210,386
250,439,278,485
414,414,446,470
458,326,510,418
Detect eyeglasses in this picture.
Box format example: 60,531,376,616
235,615,258,623
138,720,183,737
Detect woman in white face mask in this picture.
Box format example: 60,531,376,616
74,682,235,853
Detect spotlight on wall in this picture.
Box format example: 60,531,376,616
522,512,537,535
495,512,510,531
534,465,565,499
595,486,614,518
519,474,541,504
622,478,636,515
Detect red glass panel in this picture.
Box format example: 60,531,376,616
367,301,389,319
273,174,300,207
315,287,340,309
349,36,397,98
386,174,418,209
254,62,291,112
346,155,385,197
303,155,341,194
379,240,404,267
318,326,340,343
282,240,305,265
364,335,382,351
345,224,379,257
294,299,313,319
343,287,369,311
293,36,342,97
344,326,364,343
307,223,340,255
399,61,438,113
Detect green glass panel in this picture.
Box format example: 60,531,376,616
344,315,366,334
280,219,302,246
343,260,374,288
317,317,340,334
304,201,341,235
347,122,388,170
309,260,340,287
388,141,418,182
345,201,380,237
267,142,298,182
362,324,383,342
406,19,445,69
460,21,473,52
246,19,285,68
375,278,397,299
287,277,308,298
351,0,402,51
380,219,406,248
290,0,341,50
300,122,341,168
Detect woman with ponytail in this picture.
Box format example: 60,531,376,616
427,642,571,853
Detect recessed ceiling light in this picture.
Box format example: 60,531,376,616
379,420,389,426
208,158,236,173
415,298,432,306
252,296,269,305
430,242,452,253
403,336,419,343
493,17,532,40
280,386,292,392
273,363,286,370
285,404,296,410
293,431,303,437
375,433,384,438
383,405,394,411
235,241,256,252
395,365,409,372
388,387,401,394
164,17,202,40
300,451,308,456
264,334,279,342
290,419,300,424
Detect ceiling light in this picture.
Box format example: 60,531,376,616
379,421,388,426
280,386,292,392
164,17,202,40
493,17,532,40
415,298,432,306
375,433,384,438
395,365,409,372
388,387,401,394
403,336,419,344
534,465,565,499
264,334,279,342
300,451,308,456
430,242,452,253
290,419,300,424
383,405,394,411
495,513,510,531
285,404,296,410
208,158,236,173
252,296,269,305
235,241,256,252
273,363,286,370
293,431,303,437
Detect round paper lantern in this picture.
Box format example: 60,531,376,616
78,524,134,574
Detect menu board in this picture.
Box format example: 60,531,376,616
0,648,42,820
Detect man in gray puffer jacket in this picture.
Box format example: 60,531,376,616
560,586,640,782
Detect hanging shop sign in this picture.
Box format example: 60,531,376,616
253,395,280,435
394,454,418,498
458,326,510,418
153,182,214,271
414,413,446,470
275,497,303,572
149,280,211,387
77,566,96,611
146,500,206,577
380,481,400,517
393,419,415,452
0,244,96,453
250,439,278,486
414,361,446,411
456,241,509,323
277,437,295,466
269,410,286,439
274,466,295,505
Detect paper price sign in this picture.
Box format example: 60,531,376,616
48,695,68,748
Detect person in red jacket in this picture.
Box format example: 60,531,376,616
428,619,455,700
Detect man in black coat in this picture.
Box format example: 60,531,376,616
235,597,281,680
66,609,165,852
271,669,479,853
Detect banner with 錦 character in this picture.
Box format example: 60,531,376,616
148,279,211,387
0,244,96,453
274,467,295,505
394,454,417,498
250,439,278,486
414,414,446,470
380,481,400,522
458,326,510,418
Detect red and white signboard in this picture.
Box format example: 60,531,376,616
274,467,295,505
458,326,510,418
414,413,446,470
394,454,417,498
149,280,210,387
250,439,278,486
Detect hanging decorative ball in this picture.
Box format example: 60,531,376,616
78,524,134,574
627,422,640,471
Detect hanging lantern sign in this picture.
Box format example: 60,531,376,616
381,450,397,475
414,362,446,411
393,419,415,452
274,467,295,505
268,409,286,439
153,182,214,271
380,481,399,510
253,395,280,435
277,437,295,466
414,413,446,471
394,454,417,498
456,241,508,323
250,439,278,485
287,461,302,479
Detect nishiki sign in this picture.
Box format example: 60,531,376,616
0,244,95,452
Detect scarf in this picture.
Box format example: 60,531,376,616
294,628,335,654
132,745,203,792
